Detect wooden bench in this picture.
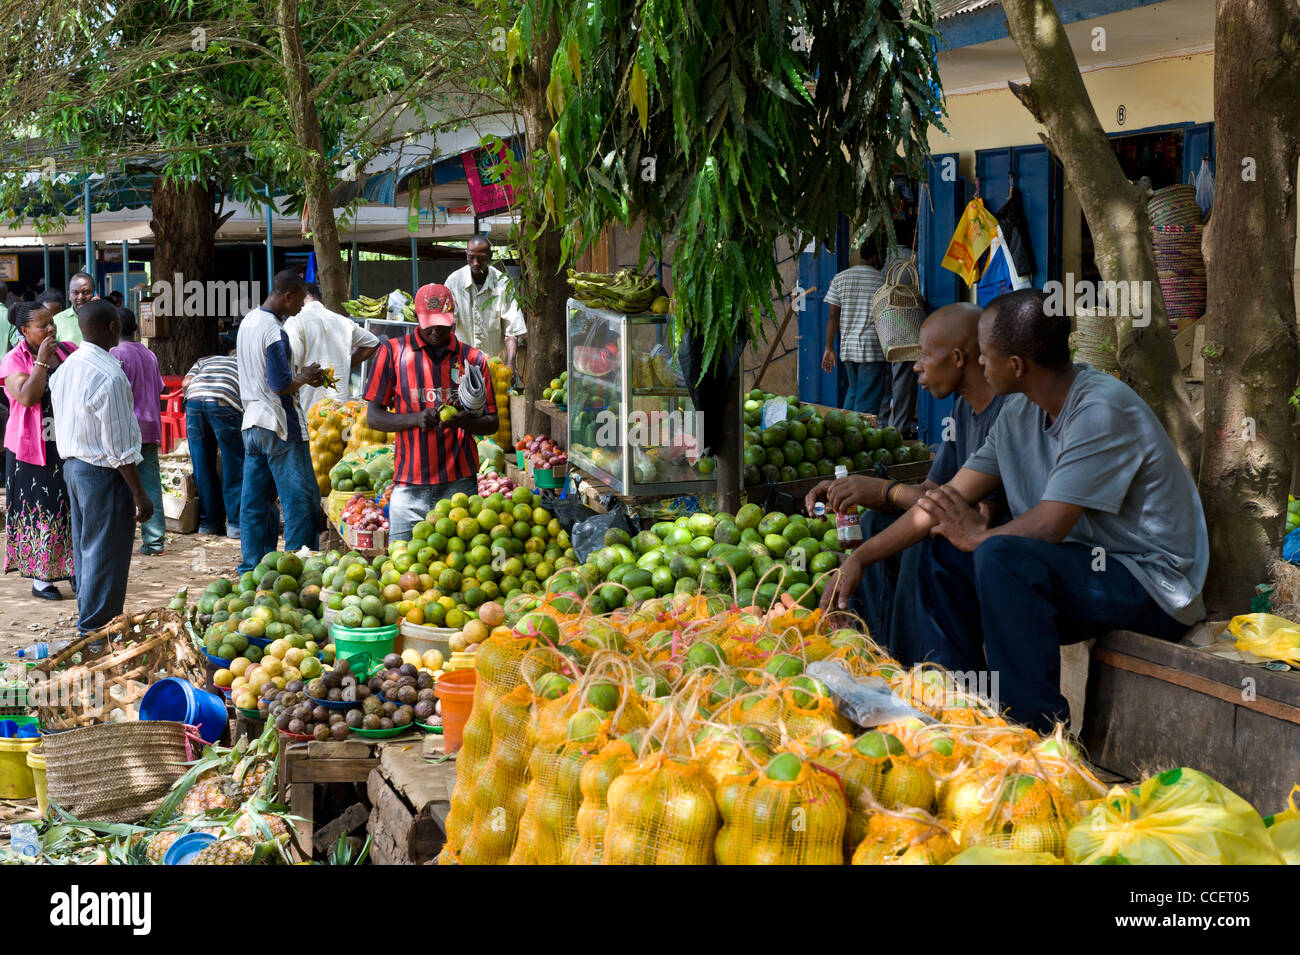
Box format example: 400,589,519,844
1081,627,1300,812
366,734,457,864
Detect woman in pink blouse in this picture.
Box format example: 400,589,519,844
0,303,77,598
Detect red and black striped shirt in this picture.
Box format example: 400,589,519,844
363,332,498,487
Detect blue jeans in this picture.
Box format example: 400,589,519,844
914,535,1186,733
842,360,889,415
186,399,245,535
238,428,319,573
388,477,478,543
64,458,134,635
138,444,165,553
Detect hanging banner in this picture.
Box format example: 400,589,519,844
461,143,518,217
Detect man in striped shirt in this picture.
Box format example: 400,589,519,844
364,284,499,543
822,240,888,414
183,337,245,537
51,300,152,636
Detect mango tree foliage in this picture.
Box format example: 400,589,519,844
513,0,946,371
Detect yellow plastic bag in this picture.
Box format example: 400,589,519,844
1264,785,1300,865
1228,613,1300,664
941,197,999,286
1066,767,1285,865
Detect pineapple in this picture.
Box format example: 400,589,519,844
145,831,180,865
233,812,288,839
191,838,255,865
179,774,243,816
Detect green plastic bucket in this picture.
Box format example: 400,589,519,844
331,624,398,671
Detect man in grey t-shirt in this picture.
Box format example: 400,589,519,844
895,289,1207,732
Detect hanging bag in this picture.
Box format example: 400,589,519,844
871,256,926,363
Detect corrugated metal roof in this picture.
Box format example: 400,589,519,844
935,0,1000,19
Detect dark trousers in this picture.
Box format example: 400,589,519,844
914,535,1186,732
186,399,245,536
853,510,925,665
238,428,318,574
64,458,135,635
883,362,918,433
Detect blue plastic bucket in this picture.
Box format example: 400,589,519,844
139,678,227,744
165,831,218,865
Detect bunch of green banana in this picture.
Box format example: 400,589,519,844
343,294,386,318
568,268,665,313
401,303,416,321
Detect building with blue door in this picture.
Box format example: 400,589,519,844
798,0,1233,449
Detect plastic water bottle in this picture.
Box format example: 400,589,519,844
9,823,40,858
16,643,49,660
834,465,862,549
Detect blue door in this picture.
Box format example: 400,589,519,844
974,144,1064,287
797,243,843,406
916,153,963,448
1182,123,1215,194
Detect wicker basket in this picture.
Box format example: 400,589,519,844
1070,308,1120,373
872,257,926,363
42,720,196,823
31,609,207,731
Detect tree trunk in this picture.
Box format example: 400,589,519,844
514,19,569,438
1001,0,1201,474
1197,0,1300,615
277,0,348,311
148,178,219,375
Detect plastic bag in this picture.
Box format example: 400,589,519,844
1066,767,1284,865
570,503,638,563
807,660,933,729
1228,613,1300,664
1194,157,1215,217
1264,787,1300,865
941,197,999,286
947,846,1063,865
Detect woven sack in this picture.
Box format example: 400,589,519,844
872,256,926,363
42,720,196,823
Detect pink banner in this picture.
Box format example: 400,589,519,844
462,144,517,216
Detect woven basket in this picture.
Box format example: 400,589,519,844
872,257,926,362
1070,308,1120,373
32,609,206,731
1151,224,1206,325
1147,184,1203,228
42,720,195,823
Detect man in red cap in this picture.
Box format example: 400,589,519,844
363,284,499,542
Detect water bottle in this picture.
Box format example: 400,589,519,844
834,465,862,549
16,643,49,660
9,823,40,858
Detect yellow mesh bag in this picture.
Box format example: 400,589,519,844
603,754,720,865
511,731,609,865
441,634,539,859
1029,734,1107,809
954,767,1079,859
714,755,846,865
815,739,937,857
459,684,537,865
777,684,854,742
851,809,959,865
1067,767,1285,865
574,739,637,864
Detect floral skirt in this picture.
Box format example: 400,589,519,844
4,448,74,582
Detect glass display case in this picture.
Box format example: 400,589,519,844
566,299,716,496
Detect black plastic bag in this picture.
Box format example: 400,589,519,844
549,499,600,533
570,502,639,563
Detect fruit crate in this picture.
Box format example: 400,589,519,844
343,521,388,557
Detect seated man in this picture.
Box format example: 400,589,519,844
848,288,1207,732
812,303,1007,664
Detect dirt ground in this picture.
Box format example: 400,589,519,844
0,513,241,657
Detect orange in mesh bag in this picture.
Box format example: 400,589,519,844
777,677,855,742
814,730,936,858
953,765,1079,859
1029,729,1107,809
441,629,544,860
603,754,719,865
851,808,959,865
714,751,847,865
574,738,638,864
459,684,538,865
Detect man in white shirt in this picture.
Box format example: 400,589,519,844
51,300,153,636
444,236,526,367
285,281,380,419
236,270,324,574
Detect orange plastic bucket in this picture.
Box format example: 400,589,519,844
434,669,476,753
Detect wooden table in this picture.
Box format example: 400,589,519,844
366,733,458,864
276,734,397,858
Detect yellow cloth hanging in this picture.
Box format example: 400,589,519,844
941,197,1000,287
